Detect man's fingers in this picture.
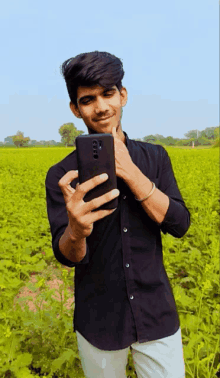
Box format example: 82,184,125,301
58,170,78,187
58,170,110,207
76,173,109,197
58,170,79,203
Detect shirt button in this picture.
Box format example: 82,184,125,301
123,227,128,232
130,295,134,300
126,263,129,268
123,195,126,199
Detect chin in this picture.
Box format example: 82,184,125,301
87,124,119,135
87,127,98,135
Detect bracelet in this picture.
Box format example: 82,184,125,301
135,182,156,202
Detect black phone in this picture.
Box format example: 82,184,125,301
75,133,118,211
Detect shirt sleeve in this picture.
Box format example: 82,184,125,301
158,147,191,238
45,164,90,268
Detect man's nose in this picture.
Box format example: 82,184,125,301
95,97,109,114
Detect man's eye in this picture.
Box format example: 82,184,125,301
82,92,114,105
82,98,92,104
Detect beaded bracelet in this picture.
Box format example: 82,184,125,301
134,182,156,202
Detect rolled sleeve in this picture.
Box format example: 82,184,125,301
45,165,90,268
158,147,191,238
53,231,90,267
159,197,191,238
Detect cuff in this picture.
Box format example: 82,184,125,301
159,197,190,238
53,234,90,267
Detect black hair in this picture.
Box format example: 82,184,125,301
61,51,125,108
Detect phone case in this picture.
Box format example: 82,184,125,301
75,133,118,211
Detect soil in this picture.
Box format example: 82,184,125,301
13,264,75,314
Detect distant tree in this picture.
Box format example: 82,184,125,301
30,140,37,146
59,123,84,147
184,127,216,140
197,136,211,145
154,134,165,140
43,140,58,146
184,130,201,139
214,126,219,139
163,136,176,146
143,135,157,143
12,131,30,147
201,127,217,139
4,136,14,145
175,140,184,146
48,140,58,145
137,134,166,144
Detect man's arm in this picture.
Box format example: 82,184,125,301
120,147,191,238
123,165,169,225
59,223,87,263
45,166,89,267
111,127,190,235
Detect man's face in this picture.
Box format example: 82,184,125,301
70,85,127,137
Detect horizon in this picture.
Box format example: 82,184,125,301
1,125,218,145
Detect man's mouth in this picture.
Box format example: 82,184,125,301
96,115,113,122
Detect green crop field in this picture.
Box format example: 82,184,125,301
0,145,219,378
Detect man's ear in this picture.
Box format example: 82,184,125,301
70,102,81,118
120,87,127,107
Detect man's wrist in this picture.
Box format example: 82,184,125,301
67,223,85,243
59,224,87,263
67,223,77,242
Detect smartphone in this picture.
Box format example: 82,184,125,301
75,133,118,211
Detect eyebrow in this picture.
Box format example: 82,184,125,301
78,87,116,104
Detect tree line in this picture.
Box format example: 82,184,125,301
1,123,219,148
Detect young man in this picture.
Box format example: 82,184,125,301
45,51,190,378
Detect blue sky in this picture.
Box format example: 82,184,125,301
0,0,218,142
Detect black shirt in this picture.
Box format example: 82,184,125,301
45,131,191,351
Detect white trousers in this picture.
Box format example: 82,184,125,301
76,327,185,378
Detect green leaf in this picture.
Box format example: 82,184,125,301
11,353,32,368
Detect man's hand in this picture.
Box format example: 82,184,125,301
111,126,134,180
58,171,120,240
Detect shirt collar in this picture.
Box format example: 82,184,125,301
123,130,129,147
